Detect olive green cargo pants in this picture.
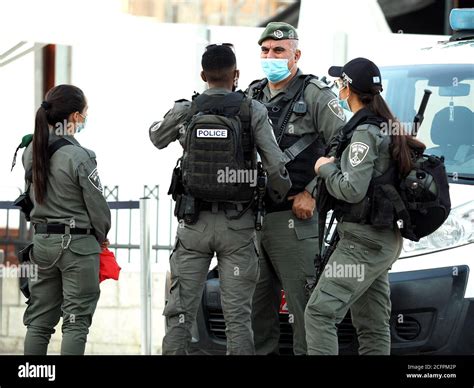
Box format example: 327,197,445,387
305,222,403,355
162,210,259,355
251,210,318,355
23,234,101,355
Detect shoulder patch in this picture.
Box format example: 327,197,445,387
349,142,370,167
88,168,104,193
150,121,162,132
327,98,346,121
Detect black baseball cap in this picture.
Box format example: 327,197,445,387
328,57,382,94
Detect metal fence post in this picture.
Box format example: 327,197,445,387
140,197,152,355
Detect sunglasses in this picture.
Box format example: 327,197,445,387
334,78,348,90
205,43,235,52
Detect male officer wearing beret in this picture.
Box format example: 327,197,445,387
247,22,346,355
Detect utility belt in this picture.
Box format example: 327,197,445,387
34,224,95,235
174,194,253,225
171,161,266,228
200,201,249,213
334,198,371,224
333,186,398,229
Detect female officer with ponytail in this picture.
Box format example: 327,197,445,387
22,84,111,355
304,58,425,355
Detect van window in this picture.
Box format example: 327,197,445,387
381,64,474,180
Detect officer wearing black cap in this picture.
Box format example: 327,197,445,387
247,22,345,355
331,57,383,110
304,58,426,354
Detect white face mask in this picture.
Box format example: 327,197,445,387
76,113,87,132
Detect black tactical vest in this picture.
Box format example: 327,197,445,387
181,91,256,203
251,75,326,200
327,108,392,223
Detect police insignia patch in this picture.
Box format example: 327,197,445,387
327,99,345,121
88,168,104,193
349,142,370,167
150,121,162,132
274,30,284,39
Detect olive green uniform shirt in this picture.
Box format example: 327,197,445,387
319,123,392,202
22,133,111,243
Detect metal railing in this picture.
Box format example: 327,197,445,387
0,185,176,354
0,185,175,264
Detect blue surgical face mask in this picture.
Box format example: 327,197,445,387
76,113,87,133
261,58,291,83
338,89,351,112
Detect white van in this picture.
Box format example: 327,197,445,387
383,8,473,354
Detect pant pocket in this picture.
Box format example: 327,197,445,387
243,252,259,283
163,248,185,317
343,230,383,251
31,235,62,266
177,220,207,252
321,282,352,303
249,238,261,282
293,217,318,240
311,281,354,320
61,252,100,298
163,277,185,317
68,235,101,256
77,255,100,295
229,240,260,283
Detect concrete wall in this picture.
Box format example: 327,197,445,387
0,270,167,355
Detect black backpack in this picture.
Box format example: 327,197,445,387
374,154,451,242
181,91,256,203
321,108,452,242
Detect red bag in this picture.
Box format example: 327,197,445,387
99,248,121,283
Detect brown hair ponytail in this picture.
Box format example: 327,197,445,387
32,105,51,204
350,85,426,176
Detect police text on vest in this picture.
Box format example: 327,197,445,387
18,362,56,382
197,129,228,138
